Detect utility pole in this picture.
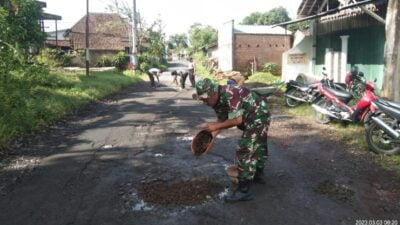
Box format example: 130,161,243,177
132,0,138,69
85,0,90,76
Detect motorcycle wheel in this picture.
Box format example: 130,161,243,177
284,89,302,108
313,99,331,124
366,120,400,155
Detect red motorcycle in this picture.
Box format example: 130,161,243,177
311,77,378,125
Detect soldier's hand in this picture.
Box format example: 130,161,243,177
203,123,219,132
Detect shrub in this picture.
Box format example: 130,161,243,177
137,52,167,72
263,62,279,75
61,52,75,67
36,48,75,68
112,52,129,71
96,55,112,67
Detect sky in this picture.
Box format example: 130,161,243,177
43,0,303,37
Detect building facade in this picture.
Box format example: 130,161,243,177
218,21,292,73
282,0,387,91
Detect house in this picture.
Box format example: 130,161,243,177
218,20,292,73
45,29,72,51
206,42,218,59
68,13,132,66
280,0,387,90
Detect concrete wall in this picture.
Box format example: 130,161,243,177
233,34,291,72
282,32,314,82
218,20,234,71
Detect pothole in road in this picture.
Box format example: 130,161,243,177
315,180,355,203
137,177,224,207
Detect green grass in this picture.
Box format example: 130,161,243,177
0,70,146,148
282,101,400,175
246,72,280,85
245,75,400,175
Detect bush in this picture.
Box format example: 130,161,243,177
61,52,75,67
112,52,129,71
36,48,75,67
96,55,112,67
263,62,279,75
137,52,167,72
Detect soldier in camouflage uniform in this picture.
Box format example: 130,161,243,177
194,78,270,202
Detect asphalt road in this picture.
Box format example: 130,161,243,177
0,65,399,225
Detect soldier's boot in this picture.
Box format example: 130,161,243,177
253,167,266,184
224,180,253,203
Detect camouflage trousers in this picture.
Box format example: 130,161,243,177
236,122,269,181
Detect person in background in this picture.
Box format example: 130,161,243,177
179,70,189,90
188,58,196,88
171,70,179,86
148,68,161,88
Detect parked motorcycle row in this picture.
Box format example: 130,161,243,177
283,67,400,155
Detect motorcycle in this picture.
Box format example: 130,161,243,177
284,68,347,108
311,77,378,125
366,99,400,155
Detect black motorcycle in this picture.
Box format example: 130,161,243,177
366,99,400,155
284,69,346,108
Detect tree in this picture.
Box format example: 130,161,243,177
106,0,167,70
188,23,217,53
382,0,400,101
241,7,309,32
241,7,290,26
105,0,132,21
0,0,46,82
167,33,188,50
137,18,168,71
0,0,45,50
241,12,264,25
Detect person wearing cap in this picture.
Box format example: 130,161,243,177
194,78,270,203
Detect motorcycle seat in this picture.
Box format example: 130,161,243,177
325,87,353,101
387,101,400,110
376,100,400,120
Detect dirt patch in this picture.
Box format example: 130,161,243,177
138,177,224,206
315,180,355,203
192,130,213,156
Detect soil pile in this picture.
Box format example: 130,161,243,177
315,180,355,202
138,178,224,206
192,130,213,156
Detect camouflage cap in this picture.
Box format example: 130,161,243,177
195,78,219,99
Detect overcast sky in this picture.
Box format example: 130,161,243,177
43,0,303,37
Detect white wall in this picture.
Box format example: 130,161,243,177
282,32,314,82
218,20,234,71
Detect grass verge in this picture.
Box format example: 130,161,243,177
0,70,147,149
281,101,400,175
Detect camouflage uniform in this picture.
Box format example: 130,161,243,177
196,79,271,181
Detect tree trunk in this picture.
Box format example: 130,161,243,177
382,0,400,101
